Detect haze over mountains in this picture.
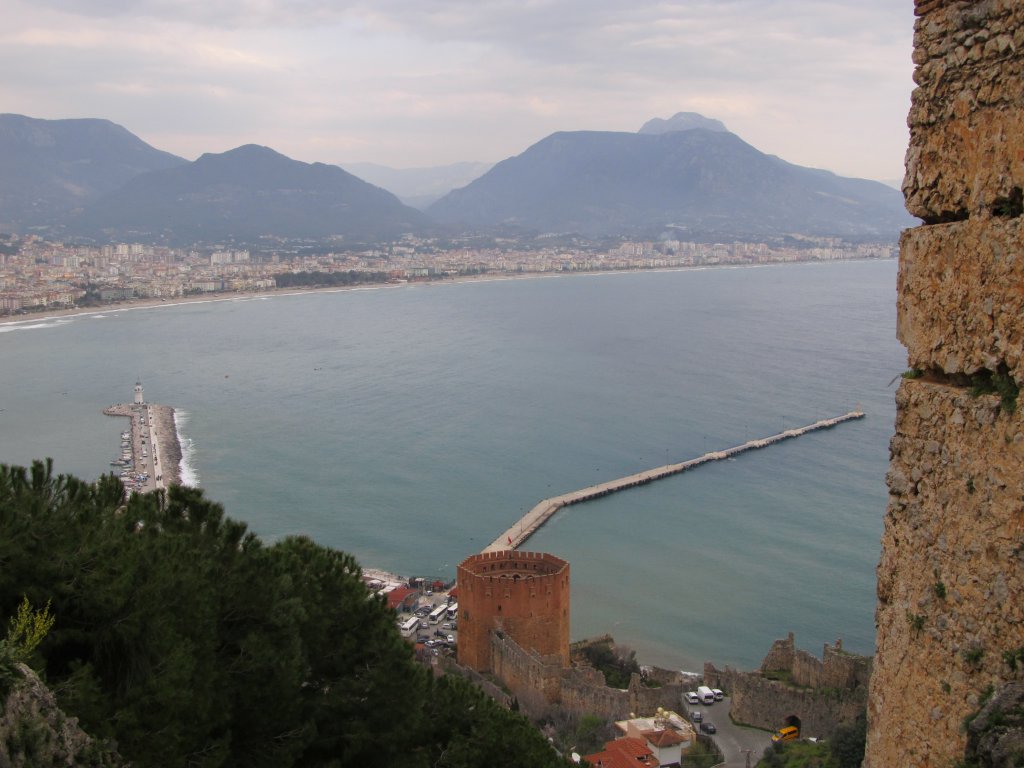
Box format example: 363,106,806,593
0,112,913,244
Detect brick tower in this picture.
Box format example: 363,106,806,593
456,550,570,672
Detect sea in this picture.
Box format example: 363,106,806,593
0,258,904,672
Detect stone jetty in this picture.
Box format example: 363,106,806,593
484,410,865,553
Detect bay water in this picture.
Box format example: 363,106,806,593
0,259,904,671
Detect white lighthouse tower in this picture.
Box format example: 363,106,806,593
134,381,144,405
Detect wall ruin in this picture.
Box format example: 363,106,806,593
866,1,1024,766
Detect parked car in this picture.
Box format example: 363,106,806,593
685,692,700,705
771,726,800,743
691,711,703,723
447,634,455,643
712,688,724,701
700,722,717,734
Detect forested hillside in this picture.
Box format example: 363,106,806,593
0,460,564,767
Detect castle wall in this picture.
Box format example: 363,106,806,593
706,634,870,739
713,666,867,739
866,2,1024,766
487,632,684,722
456,550,570,672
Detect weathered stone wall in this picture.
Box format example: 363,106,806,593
866,1,1024,766
711,665,867,739
706,633,870,739
489,632,684,722
758,633,871,691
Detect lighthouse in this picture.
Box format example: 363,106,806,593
134,381,144,405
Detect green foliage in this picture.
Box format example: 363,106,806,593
680,735,723,767
757,740,830,768
830,714,867,768
6,595,56,662
579,640,641,689
934,580,947,600
992,187,1024,218
0,460,566,768
969,367,1019,414
907,611,926,636
1002,647,1024,672
571,714,610,756
963,645,985,668
273,270,390,289
902,368,924,380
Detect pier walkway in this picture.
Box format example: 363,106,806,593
482,411,865,553
103,402,171,494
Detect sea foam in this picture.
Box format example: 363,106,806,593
173,409,200,487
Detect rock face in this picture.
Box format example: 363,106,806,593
0,663,120,766
866,2,1024,766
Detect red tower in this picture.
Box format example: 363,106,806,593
456,550,570,672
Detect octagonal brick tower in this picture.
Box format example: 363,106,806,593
456,550,570,672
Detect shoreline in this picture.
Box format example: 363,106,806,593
0,257,894,329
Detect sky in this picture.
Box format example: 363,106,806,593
2,0,915,182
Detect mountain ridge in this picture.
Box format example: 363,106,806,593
429,127,914,238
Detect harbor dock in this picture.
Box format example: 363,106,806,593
483,410,865,553
103,389,181,493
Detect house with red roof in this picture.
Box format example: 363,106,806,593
384,585,420,613
583,736,659,768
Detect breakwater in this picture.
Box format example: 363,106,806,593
483,411,865,553
103,402,181,492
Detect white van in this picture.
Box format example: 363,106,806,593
685,691,700,705
697,686,716,705
712,688,724,701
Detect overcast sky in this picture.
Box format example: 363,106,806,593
3,0,915,182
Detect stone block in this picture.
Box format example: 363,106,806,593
897,218,1024,380
870,379,1024,767
903,1,1024,219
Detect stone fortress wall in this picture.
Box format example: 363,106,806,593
488,631,686,721
704,633,869,739
866,1,1024,765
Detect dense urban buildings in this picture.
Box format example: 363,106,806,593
0,233,896,315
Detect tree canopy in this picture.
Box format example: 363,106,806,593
0,460,566,767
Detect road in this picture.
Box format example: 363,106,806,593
687,696,771,767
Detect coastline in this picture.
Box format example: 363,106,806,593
0,257,893,329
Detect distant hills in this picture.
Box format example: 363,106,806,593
0,114,185,231
428,119,915,239
78,144,430,243
0,112,913,243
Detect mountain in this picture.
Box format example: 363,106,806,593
343,161,493,209
428,122,915,239
0,114,186,231
638,111,728,135
77,144,431,243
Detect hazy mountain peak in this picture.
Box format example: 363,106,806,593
638,112,728,135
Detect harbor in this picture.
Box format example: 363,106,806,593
483,410,866,553
103,382,181,494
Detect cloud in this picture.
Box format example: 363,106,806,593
3,0,915,179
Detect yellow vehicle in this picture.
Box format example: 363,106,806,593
771,726,800,743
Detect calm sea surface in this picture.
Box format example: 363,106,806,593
0,259,903,671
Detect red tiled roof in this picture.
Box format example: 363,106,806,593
642,728,686,747
583,737,658,768
386,586,419,610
